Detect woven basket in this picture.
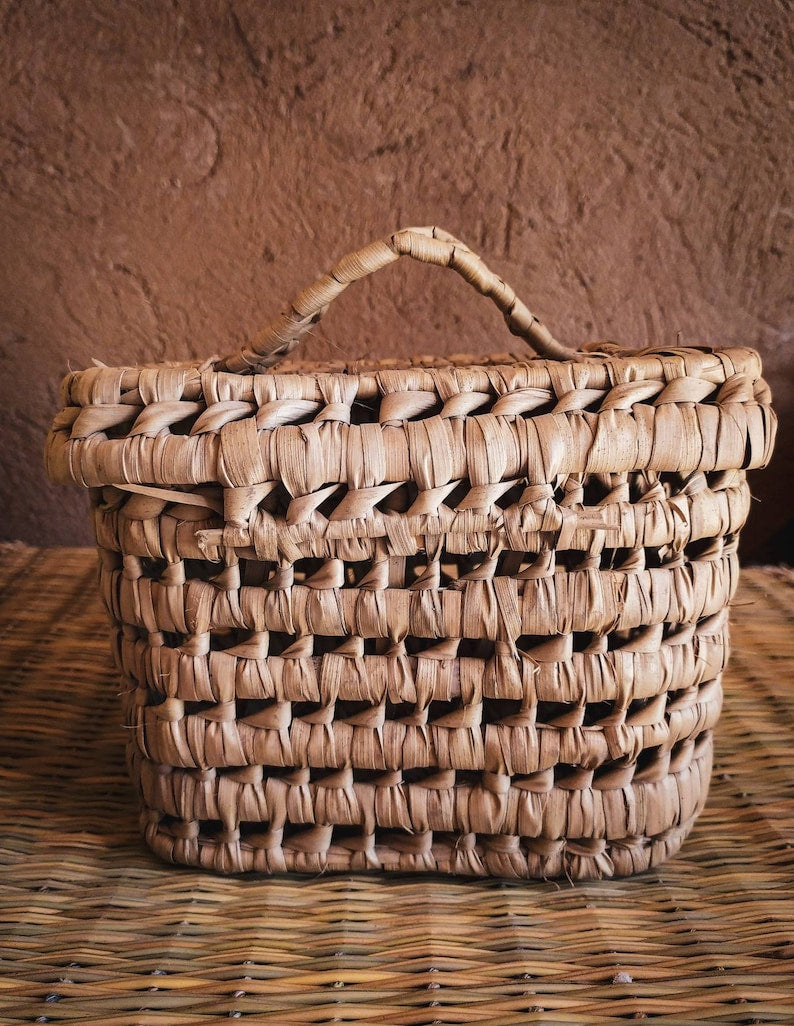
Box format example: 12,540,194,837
46,227,776,879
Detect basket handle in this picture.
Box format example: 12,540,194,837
216,226,578,373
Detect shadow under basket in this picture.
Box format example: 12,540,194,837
45,226,777,879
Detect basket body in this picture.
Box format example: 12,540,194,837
46,345,776,878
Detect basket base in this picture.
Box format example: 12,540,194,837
131,734,713,880
140,818,699,880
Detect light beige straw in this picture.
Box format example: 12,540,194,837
45,227,777,877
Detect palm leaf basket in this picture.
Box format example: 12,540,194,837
46,227,776,879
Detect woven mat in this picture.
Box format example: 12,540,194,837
1,548,792,1025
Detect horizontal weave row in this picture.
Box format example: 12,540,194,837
90,469,749,562
54,345,767,406
101,550,738,641
141,818,695,878
117,613,729,706
135,735,710,837
49,394,773,489
122,676,721,774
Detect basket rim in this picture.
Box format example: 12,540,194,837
59,343,764,393
45,343,774,493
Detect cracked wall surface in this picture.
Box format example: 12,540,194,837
1,0,791,557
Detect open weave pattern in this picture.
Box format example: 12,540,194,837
45,342,775,877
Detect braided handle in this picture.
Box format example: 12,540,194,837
217,226,578,373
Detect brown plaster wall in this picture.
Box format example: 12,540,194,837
1,0,791,557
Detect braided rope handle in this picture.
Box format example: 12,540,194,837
217,226,578,373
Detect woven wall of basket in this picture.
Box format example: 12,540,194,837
46,227,777,878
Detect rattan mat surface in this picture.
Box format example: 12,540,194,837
0,547,792,1025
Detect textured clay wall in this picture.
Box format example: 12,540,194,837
1,0,791,557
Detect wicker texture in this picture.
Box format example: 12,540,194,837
3,549,794,1024
44,228,777,878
